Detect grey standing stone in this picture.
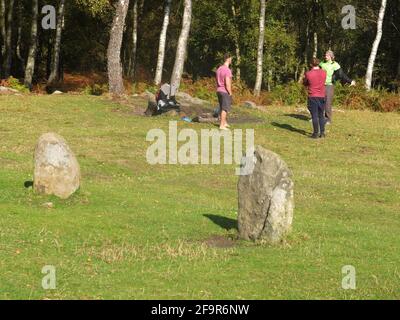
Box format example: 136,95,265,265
238,146,294,244
34,133,80,199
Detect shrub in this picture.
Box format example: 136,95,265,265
270,81,307,106
2,76,30,93
83,83,108,96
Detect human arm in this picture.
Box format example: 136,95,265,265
225,76,232,96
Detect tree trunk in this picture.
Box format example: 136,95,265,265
397,49,400,79
231,1,241,82
154,0,171,86
0,0,5,57
254,0,266,97
24,0,39,89
47,0,66,85
127,0,138,79
170,0,192,90
107,0,130,95
365,0,387,90
298,20,310,84
3,0,14,78
313,32,318,58
16,0,25,74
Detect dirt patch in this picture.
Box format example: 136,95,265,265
203,235,237,248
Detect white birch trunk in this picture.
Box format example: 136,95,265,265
170,0,192,90
231,1,241,82
365,0,387,90
24,0,39,89
128,0,138,79
254,0,266,96
313,32,318,58
154,0,171,86
47,0,66,85
107,0,130,95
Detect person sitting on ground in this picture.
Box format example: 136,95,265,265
320,50,356,125
216,53,233,130
304,58,327,139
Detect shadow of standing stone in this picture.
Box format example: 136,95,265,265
238,146,294,244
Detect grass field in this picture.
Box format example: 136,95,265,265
0,94,399,300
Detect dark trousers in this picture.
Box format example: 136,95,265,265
308,97,326,135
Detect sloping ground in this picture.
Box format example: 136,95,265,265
0,94,399,299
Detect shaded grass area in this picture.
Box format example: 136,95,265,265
0,94,399,300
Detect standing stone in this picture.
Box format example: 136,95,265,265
34,133,80,199
238,146,294,244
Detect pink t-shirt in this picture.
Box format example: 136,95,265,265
216,65,232,94
304,68,327,97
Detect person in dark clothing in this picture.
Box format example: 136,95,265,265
304,58,327,139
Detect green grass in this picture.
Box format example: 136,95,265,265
0,94,399,300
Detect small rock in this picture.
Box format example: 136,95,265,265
42,202,54,209
242,101,257,109
52,90,63,95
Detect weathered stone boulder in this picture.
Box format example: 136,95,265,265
34,133,80,199
238,146,294,244
176,92,210,107
242,101,257,109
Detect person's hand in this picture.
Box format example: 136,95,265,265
350,80,356,86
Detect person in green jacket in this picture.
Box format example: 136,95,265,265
320,50,356,124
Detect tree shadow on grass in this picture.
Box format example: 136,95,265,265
203,214,238,231
284,113,310,121
271,122,309,136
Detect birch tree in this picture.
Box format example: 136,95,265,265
170,0,192,90
47,0,66,85
231,0,241,82
127,0,138,79
154,0,171,86
365,0,387,90
108,0,130,94
24,0,39,89
254,0,266,97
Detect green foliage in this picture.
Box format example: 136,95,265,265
82,83,108,96
6,77,30,93
270,81,307,105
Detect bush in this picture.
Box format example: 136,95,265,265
270,81,307,106
83,83,108,96
339,84,400,113
2,76,30,93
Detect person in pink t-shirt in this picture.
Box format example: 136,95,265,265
216,54,233,130
304,58,327,139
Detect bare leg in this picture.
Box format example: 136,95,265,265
220,110,227,128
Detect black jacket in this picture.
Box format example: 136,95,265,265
332,68,353,85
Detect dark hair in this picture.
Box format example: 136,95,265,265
224,53,232,62
311,58,320,67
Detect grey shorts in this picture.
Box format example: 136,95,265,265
217,92,232,112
